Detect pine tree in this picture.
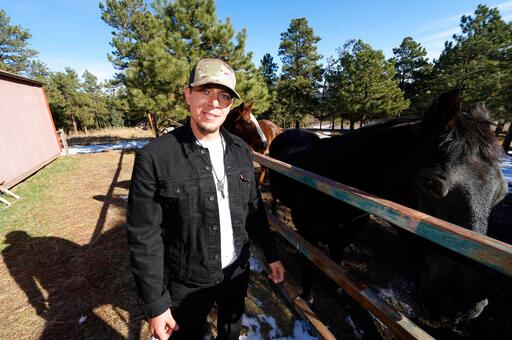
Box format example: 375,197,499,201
260,53,278,87
277,18,323,127
0,9,43,77
391,37,432,114
330,39,409,129
432,5,512,108
158,0,271,115
46,68,92,133
81,70,111,129
101,0,269,136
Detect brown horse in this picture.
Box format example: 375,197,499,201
223,103,282,184
257,119,283,154
223,102,268,153
255,119,282,183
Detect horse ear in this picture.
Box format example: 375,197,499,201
423,90,461,134
241,102,252,121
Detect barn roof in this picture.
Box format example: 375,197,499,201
0,69,45,87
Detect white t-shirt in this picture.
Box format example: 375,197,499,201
198,136,237,268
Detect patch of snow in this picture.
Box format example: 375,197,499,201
240,315,262,339
500,155,512,192
249,256,265,273
78,315,87,324
240,315,317,340
253,297,263,307
63,140,149,155
345,315,364,339
290,320,317,340
261,315,281,338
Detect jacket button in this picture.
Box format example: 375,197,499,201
176,188,181,193
205,165,211,171
209,195,215,201
200,150,205,155
213,254,220,260
211,226,218,231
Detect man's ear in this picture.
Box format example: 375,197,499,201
183,87,191,105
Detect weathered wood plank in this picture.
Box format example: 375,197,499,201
251,246,336,340
254,152,512,277
266,212,433,340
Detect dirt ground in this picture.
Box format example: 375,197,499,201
2,146,510,339
0,150,312,340
260,176,512,340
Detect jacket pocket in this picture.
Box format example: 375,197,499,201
159,182,198,228
159,181,199,282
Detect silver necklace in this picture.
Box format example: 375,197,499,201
196,136,227,199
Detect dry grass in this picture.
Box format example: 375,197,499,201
66,127,154,146
0,150,147,339
0,150,303,339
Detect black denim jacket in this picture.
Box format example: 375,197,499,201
126,121,279,318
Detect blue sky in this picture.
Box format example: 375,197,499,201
2,1,512,82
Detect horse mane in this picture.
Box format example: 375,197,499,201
441,105,503,164
327,106,502,165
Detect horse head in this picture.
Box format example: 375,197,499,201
408,90,508,326
224,102,268,153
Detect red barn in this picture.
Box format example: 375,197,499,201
0,70,61,189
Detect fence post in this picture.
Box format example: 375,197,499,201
58,129,69,156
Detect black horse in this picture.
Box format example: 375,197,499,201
269,91,508,327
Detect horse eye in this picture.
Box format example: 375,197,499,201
421,176,445,197
423,179,435,189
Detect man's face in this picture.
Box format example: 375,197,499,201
184,85,234,138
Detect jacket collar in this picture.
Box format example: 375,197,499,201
177,119,241,158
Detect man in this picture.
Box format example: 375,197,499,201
127,58,285,340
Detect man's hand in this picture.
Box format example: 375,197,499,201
149,308,179,340
268,260,285,284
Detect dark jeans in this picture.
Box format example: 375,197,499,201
168,260,250,340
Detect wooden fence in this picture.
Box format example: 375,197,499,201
253,151,512,339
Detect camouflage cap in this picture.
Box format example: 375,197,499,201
188,58,240,98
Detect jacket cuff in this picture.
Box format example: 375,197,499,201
142,291,172,319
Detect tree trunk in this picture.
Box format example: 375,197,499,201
359,120,364,128
341,117,344,130
503,122,512,153
319,120,322,129
295,120,300,129
72,116,78,134
84,125,88,134
349,120,355,131
495,121,505,136
147,112,159,137
331,115,335,130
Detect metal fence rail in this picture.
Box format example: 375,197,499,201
266,212,433,339
253,151,512,339
254,152,512,277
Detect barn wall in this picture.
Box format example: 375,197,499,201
0,75,61,189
